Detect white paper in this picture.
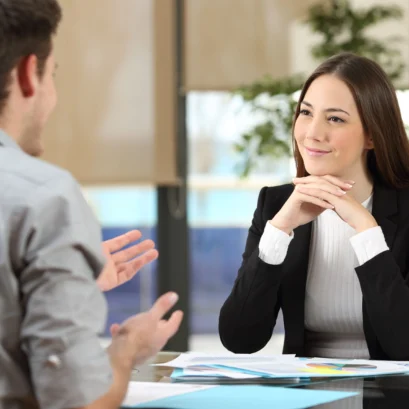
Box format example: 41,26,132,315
154,352,296,368
214,358,409,378
361,359,409,368
154,353,409,379
175,366,260,379
122,382,215,407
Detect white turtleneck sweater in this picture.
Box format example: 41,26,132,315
258,195,389,359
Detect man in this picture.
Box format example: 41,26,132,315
0,1,183,408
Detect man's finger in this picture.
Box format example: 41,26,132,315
160,310,184,340
104,230,142,253
127,249,159,270
150,292,179,322
126,249,159,276
110,323,121,337
111,240,156,263
117,249,159,281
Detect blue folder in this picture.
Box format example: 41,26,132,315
126,385,358,409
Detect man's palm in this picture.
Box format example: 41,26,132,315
97,230,159,291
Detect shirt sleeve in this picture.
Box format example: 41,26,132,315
15,172,112,409
258,221,294,265
349,226,389,266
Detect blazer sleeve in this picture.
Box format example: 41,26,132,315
218,186,287,353
356,249,409,360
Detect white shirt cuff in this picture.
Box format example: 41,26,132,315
349,226,389,266
258,222,293,265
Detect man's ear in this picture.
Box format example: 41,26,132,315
16,54,39,98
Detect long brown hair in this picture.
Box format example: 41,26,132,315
293,52,409,189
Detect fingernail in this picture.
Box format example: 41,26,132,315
347,180,355,185
169,293,179,304
345,184,353,189
338,189,346,195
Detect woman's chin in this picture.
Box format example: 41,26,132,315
304,166,333,177
308,172,329,177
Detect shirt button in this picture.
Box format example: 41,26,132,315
46,354,62,368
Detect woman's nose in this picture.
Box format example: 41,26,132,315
305,119,326,141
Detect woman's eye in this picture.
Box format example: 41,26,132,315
300,109,311,116
328,116,345,123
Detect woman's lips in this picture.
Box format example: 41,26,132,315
305,147,331,157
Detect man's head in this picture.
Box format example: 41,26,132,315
0,0,62,156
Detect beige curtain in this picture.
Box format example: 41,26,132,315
184,0,323,90
42,0,178,185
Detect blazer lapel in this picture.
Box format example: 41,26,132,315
372,183,398,248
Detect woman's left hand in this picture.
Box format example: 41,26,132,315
293,175,378,233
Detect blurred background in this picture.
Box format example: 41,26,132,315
42,0,409,354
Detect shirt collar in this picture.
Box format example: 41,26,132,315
0,129,21,150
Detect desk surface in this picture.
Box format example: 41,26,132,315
131,352,409,408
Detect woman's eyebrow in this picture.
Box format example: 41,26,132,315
301,100,350,116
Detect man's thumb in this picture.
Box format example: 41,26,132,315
110,323,121,337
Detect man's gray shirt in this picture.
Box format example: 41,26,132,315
0,131,112,409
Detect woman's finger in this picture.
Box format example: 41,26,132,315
322,175,355,189
294,189,334,209
295,185,338,207
295,182,346,197
293,175,354,190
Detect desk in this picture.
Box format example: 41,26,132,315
131,352,409,408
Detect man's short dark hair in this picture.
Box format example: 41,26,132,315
0,0,62,113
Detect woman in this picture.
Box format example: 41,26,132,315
219,52,409,360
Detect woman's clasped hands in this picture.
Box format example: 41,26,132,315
270,175,378,234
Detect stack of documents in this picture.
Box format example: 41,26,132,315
154,352,409,381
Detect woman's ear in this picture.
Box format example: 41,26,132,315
365,136,374,150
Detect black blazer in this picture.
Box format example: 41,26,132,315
219,182,409,360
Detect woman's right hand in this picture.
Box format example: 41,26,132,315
270,176,354,234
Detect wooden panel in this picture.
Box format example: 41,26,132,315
184,0,322,90
42,0,178,185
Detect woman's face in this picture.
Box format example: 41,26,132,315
294,74,373,179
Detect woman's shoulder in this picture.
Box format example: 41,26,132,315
396,186,409,214
397,185,409,198
256,183,294,212
375,181,409,205
264,183,294,197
